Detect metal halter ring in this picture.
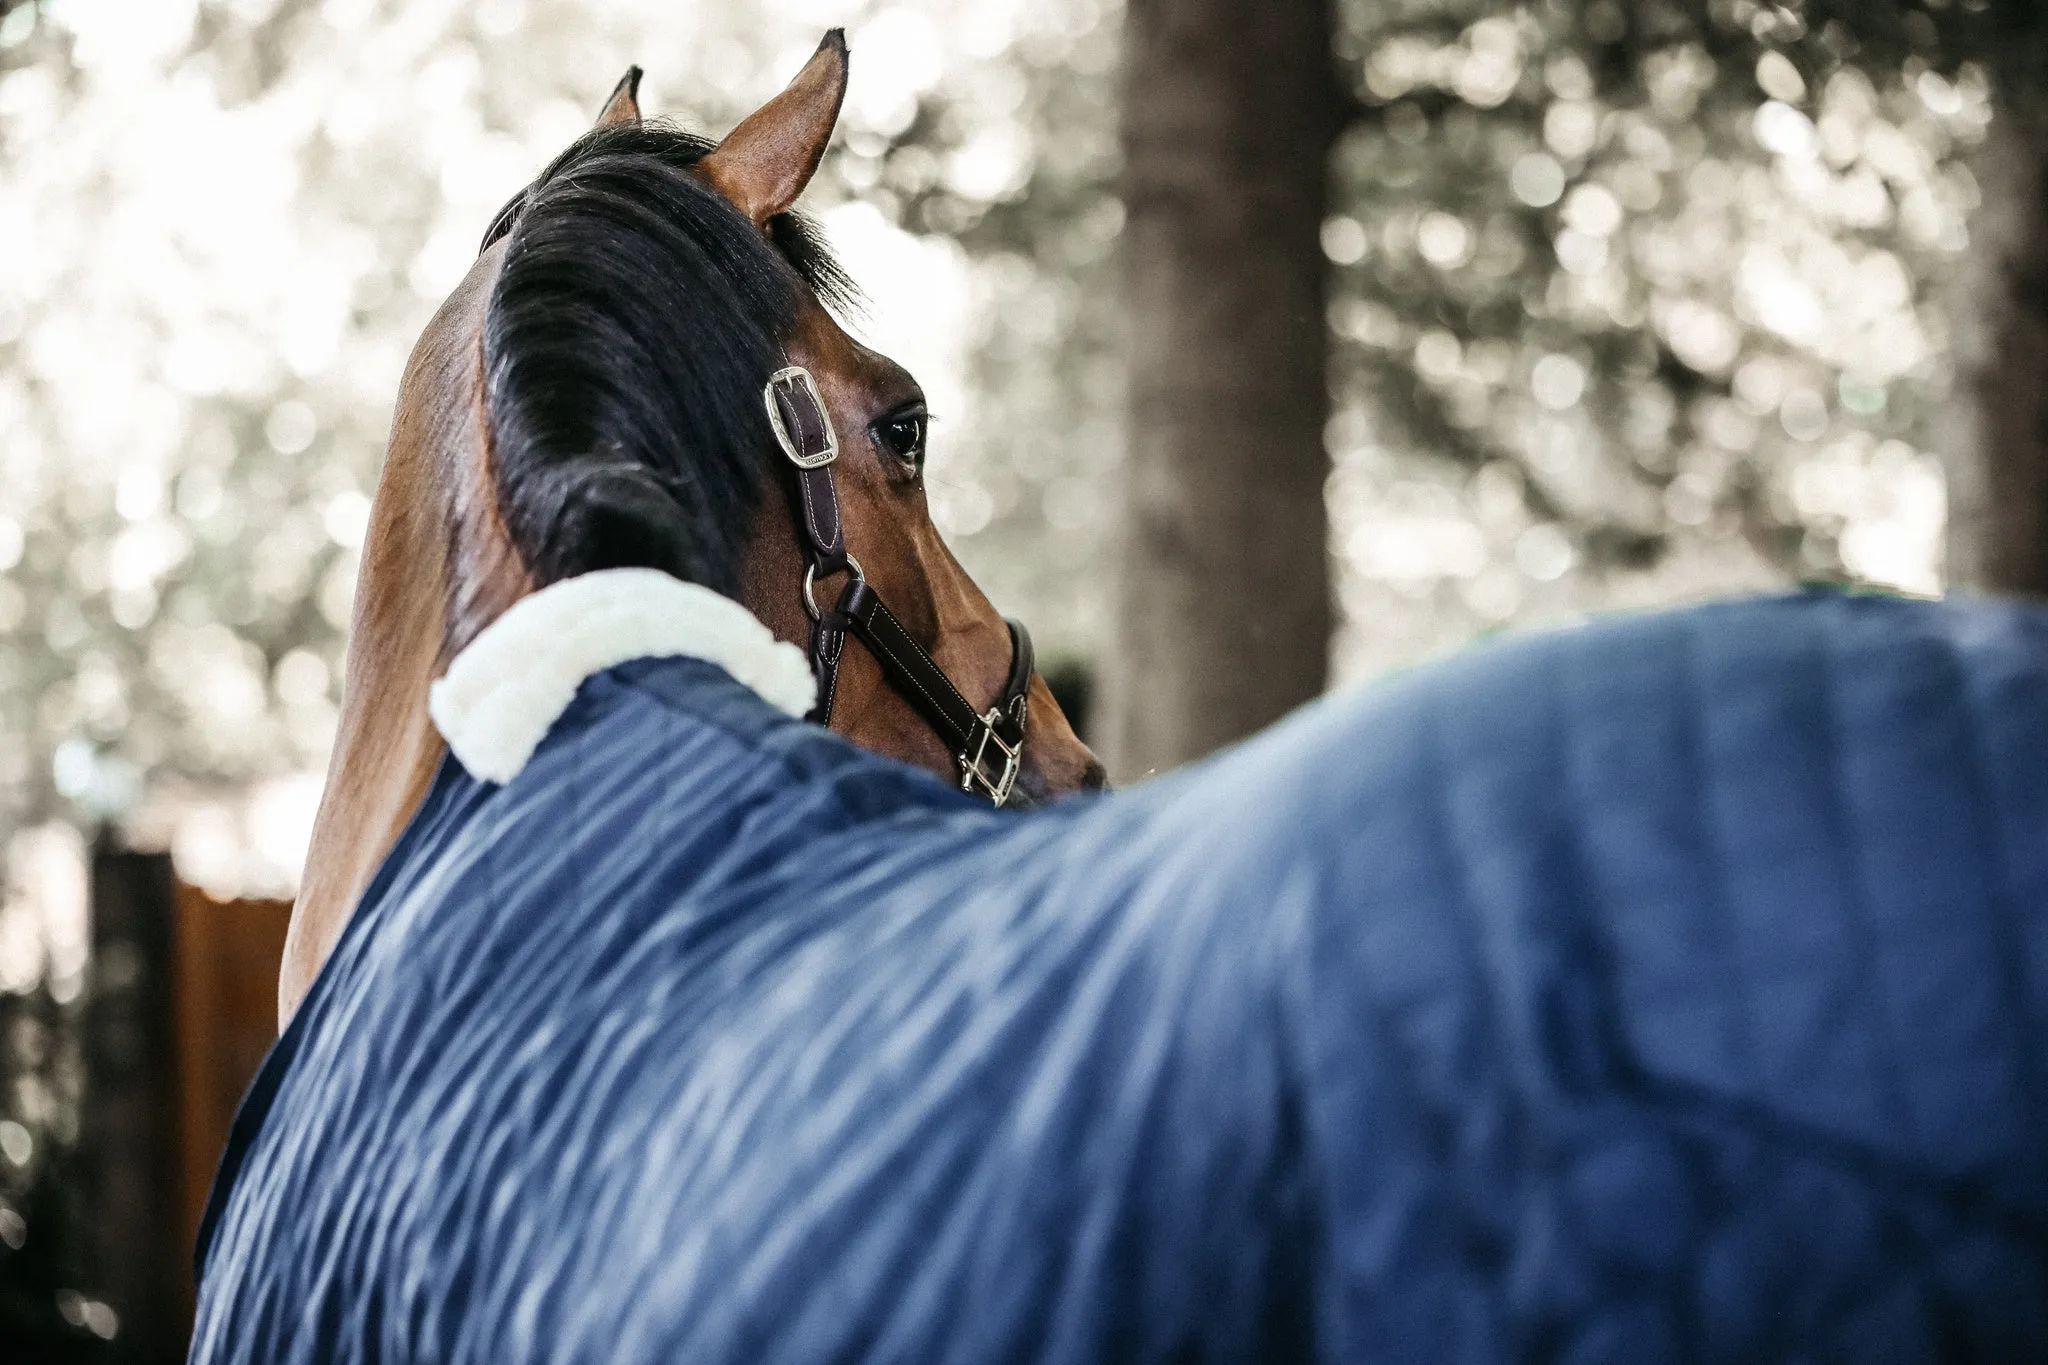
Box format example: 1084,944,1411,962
802,554,865,621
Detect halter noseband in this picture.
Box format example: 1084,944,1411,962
765,366,1035,808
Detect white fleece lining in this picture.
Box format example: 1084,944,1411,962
428,568,817,784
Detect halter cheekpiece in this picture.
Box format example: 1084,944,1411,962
765,366,1035,808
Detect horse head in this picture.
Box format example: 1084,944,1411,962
283,33,1102,1024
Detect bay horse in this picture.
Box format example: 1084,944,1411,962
200,31,2048,1365
282,35,1101,1026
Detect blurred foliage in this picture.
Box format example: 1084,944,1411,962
0,984,101,1362
1319,0,2048,672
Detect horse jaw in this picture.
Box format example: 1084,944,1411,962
282,242,531,1027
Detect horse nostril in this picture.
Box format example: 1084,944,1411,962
1080,760,1110,792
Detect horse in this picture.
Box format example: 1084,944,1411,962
281,35,1103,1028
199,33,2048,1365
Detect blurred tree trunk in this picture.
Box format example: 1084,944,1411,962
1106,0,1339,779
1946,99,2048,597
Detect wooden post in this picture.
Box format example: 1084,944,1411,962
82,843,184,1365
80,842,291,1360
171,886,290,1283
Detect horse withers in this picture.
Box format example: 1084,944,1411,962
283,33,1102,1027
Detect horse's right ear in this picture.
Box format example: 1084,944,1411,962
696,30,847,225
594,66,643,129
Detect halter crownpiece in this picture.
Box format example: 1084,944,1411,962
766,364,1036,808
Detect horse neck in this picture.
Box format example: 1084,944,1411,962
281,247,530,1026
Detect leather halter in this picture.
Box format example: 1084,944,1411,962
765,366,1035,808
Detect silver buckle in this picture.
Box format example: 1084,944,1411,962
764,365,838,469
959,708,1022,807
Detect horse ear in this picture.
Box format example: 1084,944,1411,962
696,30,847,225
594,66,643,129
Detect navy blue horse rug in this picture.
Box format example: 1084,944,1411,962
193,588,2048,1363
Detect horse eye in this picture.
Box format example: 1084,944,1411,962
876,412,927,469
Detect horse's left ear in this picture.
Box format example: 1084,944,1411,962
595,66,643,129
697,30,847,225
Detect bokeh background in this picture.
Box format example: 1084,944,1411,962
3,0,2044,1355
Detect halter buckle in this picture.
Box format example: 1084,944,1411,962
959,707,1023,808
765,366,838,469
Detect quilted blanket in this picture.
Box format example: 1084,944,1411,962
192,589,2048,1363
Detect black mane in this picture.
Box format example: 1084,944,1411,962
480,123,855,595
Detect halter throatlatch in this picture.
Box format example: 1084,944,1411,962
766,365,1034,808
